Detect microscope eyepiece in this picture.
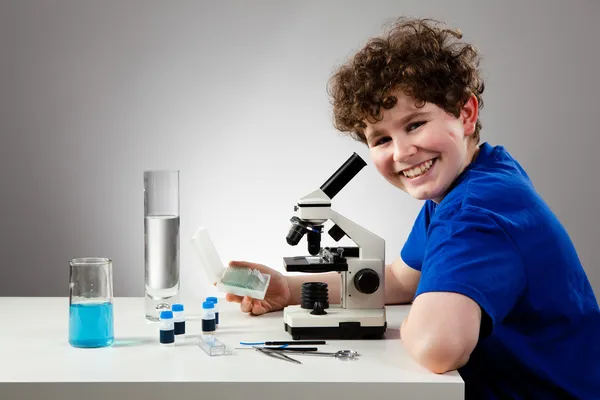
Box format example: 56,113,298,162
320,152,366,199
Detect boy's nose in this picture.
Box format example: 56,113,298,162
393,139,417,163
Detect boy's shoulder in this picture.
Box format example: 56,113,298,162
436,143,540,219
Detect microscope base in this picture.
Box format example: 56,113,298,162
283,305,387,340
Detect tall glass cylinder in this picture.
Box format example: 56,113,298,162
144,170,180,321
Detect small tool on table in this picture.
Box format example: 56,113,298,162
255,347,302,364
261,347,318,352
240,340,325,346
276,349,359,360
256,348,360,363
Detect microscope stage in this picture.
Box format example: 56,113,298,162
283,305,387,340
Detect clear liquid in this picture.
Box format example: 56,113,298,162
69,302,114,348
145,215,180,321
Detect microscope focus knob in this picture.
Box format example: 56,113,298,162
353,269,380,294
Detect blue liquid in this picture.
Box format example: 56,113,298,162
69,302,114,348
174,321,185,335
160,329,175,344
202,318,216,333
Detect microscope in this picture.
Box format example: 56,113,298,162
283,153,387,340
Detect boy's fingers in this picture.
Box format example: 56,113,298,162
225,293,243,303
240,296,253,313
227,291,265,314
229,260,267,271
251,300,267,316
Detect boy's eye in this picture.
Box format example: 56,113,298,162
374,137,391,146
407,121,426,132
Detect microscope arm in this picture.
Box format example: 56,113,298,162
327,208,385,261
294,187,385,262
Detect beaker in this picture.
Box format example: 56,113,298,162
69,257,114,348
144,170,180,321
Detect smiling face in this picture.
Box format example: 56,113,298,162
365,89,480,203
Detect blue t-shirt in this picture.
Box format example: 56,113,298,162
401,142,600,399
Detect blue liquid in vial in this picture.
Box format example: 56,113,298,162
69,302,114,348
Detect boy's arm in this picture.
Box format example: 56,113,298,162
400,292,481,374
398,210,526,375
288,256,420,305
385,257,421,304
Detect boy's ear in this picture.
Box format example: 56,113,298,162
461,94,479,137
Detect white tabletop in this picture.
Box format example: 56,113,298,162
0,297,463,399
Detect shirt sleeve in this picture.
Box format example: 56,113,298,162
417,208,526,331
401,201,435,271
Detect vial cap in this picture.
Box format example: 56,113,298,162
206,296,219,304
202,301,215,309
160,310,174,319
172,304,184,312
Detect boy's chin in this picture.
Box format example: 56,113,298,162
395,177,450,202
405,186,442,202
409,192,432,201
396,181,443,201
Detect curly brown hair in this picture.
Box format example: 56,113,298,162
327,17,484,145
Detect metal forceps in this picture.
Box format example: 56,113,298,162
276,349,359,360
255,347,302,364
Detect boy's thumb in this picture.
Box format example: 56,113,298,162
229,260,263,270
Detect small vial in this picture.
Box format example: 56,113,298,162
159,310,175,345
172,304,185,335
206,296,219,326
202,301,216,334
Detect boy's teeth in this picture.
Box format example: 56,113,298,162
403,159,434,178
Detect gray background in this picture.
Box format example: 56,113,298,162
1,0,598,304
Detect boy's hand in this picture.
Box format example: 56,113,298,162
225,260,292,316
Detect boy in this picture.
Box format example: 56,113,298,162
226,17,600,398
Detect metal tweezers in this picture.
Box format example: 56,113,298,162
255,347,302,364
